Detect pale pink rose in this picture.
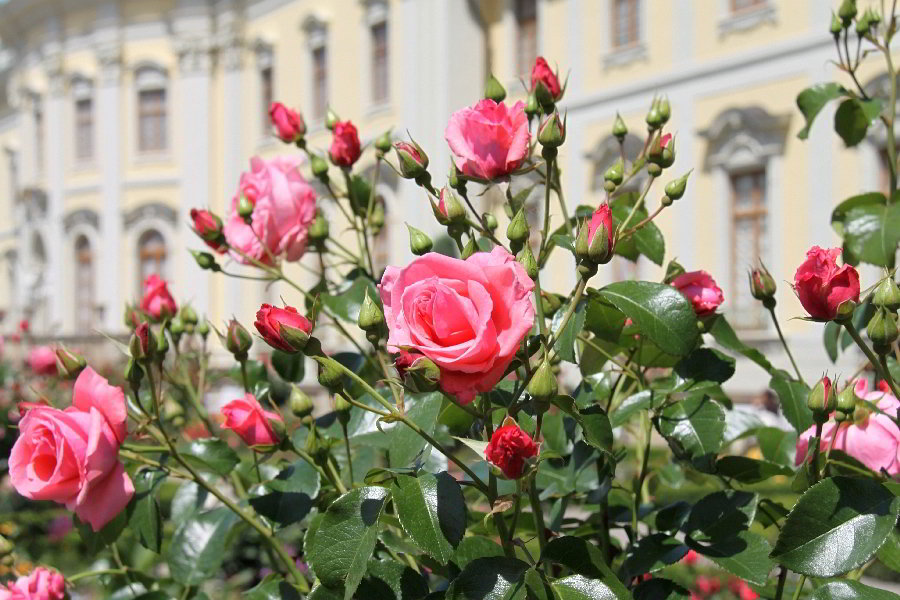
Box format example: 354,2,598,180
8,367,133,531
796,378,900,476
0,567,65,600
27,346,57,376
223,156,317,264
672,270,724,316
221,393,283,448
445,99,530,180
379,247,535,404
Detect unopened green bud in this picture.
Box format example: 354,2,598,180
807,376,834,420
660,140,675,168
588,222,613,265
403,355,441,392
575,218,591,260
369,199,386,232
525,91,541,118
290,386,315,418
541,292,563,317
154,325,169,357
358,289,385,334
237,195,254,220
834,298,857,322
130,323,155,362
55,345,86,379
169,317,185,336
867,306,899,353
647,163,662,177
461,237,478,260
124,357,143,387
664,259,686,284
308,209,329,244
538,111,566,149
314,356,344,392
484,73,507,102
830,11,843,36
873,277,900,312
604,159,624,186
448,159,462,191
311,153,329,179
534,80,556,111
375,129,393,154
517,245,539,280
507,206,530,249
855,10,871,34
612,112,628,140
191,249,220,272
836,384,859,414
197,319,210,338
324,106,340,130
749,262,777,306
180,305,198,326
439,188,467,224
394,139,429,179
334,395,352,426
664,171,691,200
224,319,252,359
868,7,881,26
646,98,664,129
527,358,558,406
0,535,13,557
483,212,498,232
658,96,671,124
406,223,433,255
838,0,857,24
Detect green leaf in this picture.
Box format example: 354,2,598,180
834,97,883,147
307,486,390,599
655,502,691,532
597,281,699,356
824,320,841,362
167,507,239,585
706,315,775,374
610,390,654,428
674,348,735,384
584,293,627,342
171,481,209,525
178,438,240,476
75,510,127,554
356,559,430,600
271,350,305,382
632,222,665,266
551,575,622,600
796,82,847,139
622,533,688,579
633,578,689,600
876,529,900,571
392,472,466,564
578,405,613,452
687,530,773,586
246,574,304,600
809,580,900,600
321,277,379,323
769,373,814,433
552,297,586,363
685,490,757,541
453,535,504,569
127,468,166,553
658,396,725,471
757,427,798,466
715,456,793,483
771,476,900,577
445,556,530,599
609,196,665,265
249,490,313,527
267,459,321,498
840,198,900,267
541,537,631,599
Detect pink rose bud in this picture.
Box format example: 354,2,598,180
793,246,860,321
139,274,177,321
18,319,29,333
329,120,362,167
9,368,133,531
445,99,530,180
221,393,284,449
254,303,312,353
485,422,539,479
530,56,562,100
190,208,226,253
379,247,535,404
394,140,429,179
27,346,57,376
2,566,66,600
672,270,724,317
269,101,306,143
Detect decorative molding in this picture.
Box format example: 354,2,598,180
699,106,791,170
302,13,329,50
70,73,93,99
360,0,388,26
44,54,65,97
718,1,776,36
219,30,245,71
603,44,648,69
133,62,168,89
63,208,99,233
123,176,179,190
122,202,177,229
174,37,214,75
95,43,123,85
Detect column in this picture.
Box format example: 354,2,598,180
43,17,65,331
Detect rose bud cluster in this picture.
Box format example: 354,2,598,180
9,368,134,531
221,393,285,450
269,101,306,144
329,120,362,167
485,421,539,479
672,270,724,317
255,303,312,353
793,246,860,321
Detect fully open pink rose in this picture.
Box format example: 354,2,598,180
796,378,900,475
27,346,57,376
221,393,283,448
379,247,535,404
672,270,724,316
445,99,530,180
223,156,317,264
139,274,177,320
9,367,133,531
793,246,860,320
0,567,65,600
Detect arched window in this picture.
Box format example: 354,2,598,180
137,229,166,291
74,236,94,331
304,16,329,120
135,65,168,153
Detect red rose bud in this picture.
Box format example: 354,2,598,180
672,270,724,317
255,304,312,353
130,322,155,362
749,262,777,306
648,132,673,165
484,422,539,479
531,56,562,103
190,208,225,252
329,120,362,167
225,318,253,358
793,246,860,321
577,205,614,265
221,393,284,449
139,274,177,321
807,376,834,419
55,345,86,379
394,139,429,179
269,101,306,143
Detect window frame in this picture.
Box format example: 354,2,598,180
728,168,769,331
134,64,169,156
514,0,538,78
74,235,95,332
610,0,640,50
137,229,167,293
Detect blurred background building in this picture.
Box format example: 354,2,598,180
0,0,889,394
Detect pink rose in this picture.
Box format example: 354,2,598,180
796,378,900,475
254,303,312,353
445,99,530,180
588,205,613,247
379,247,535,404
672,270,724,316
269,102,306,143
0,567,65,600
329,121,362,167
530,56,562,99
793,246,860,320
221,393,283,448
139,274,177,320
190,208,225,253
223,156,317,264
9,367,133,531
27,346,57,376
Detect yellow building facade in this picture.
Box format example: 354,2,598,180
0,0,889,393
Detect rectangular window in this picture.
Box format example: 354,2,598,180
515,0,537,76
34,101,44,171
612,0,640,49
312,46,328,119
138,88,167,153
74,98,94,162
371,21,389,105
731,0,765,13
730,169,768,330
261,66,274,134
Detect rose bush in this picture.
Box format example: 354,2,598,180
3,6,900,599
